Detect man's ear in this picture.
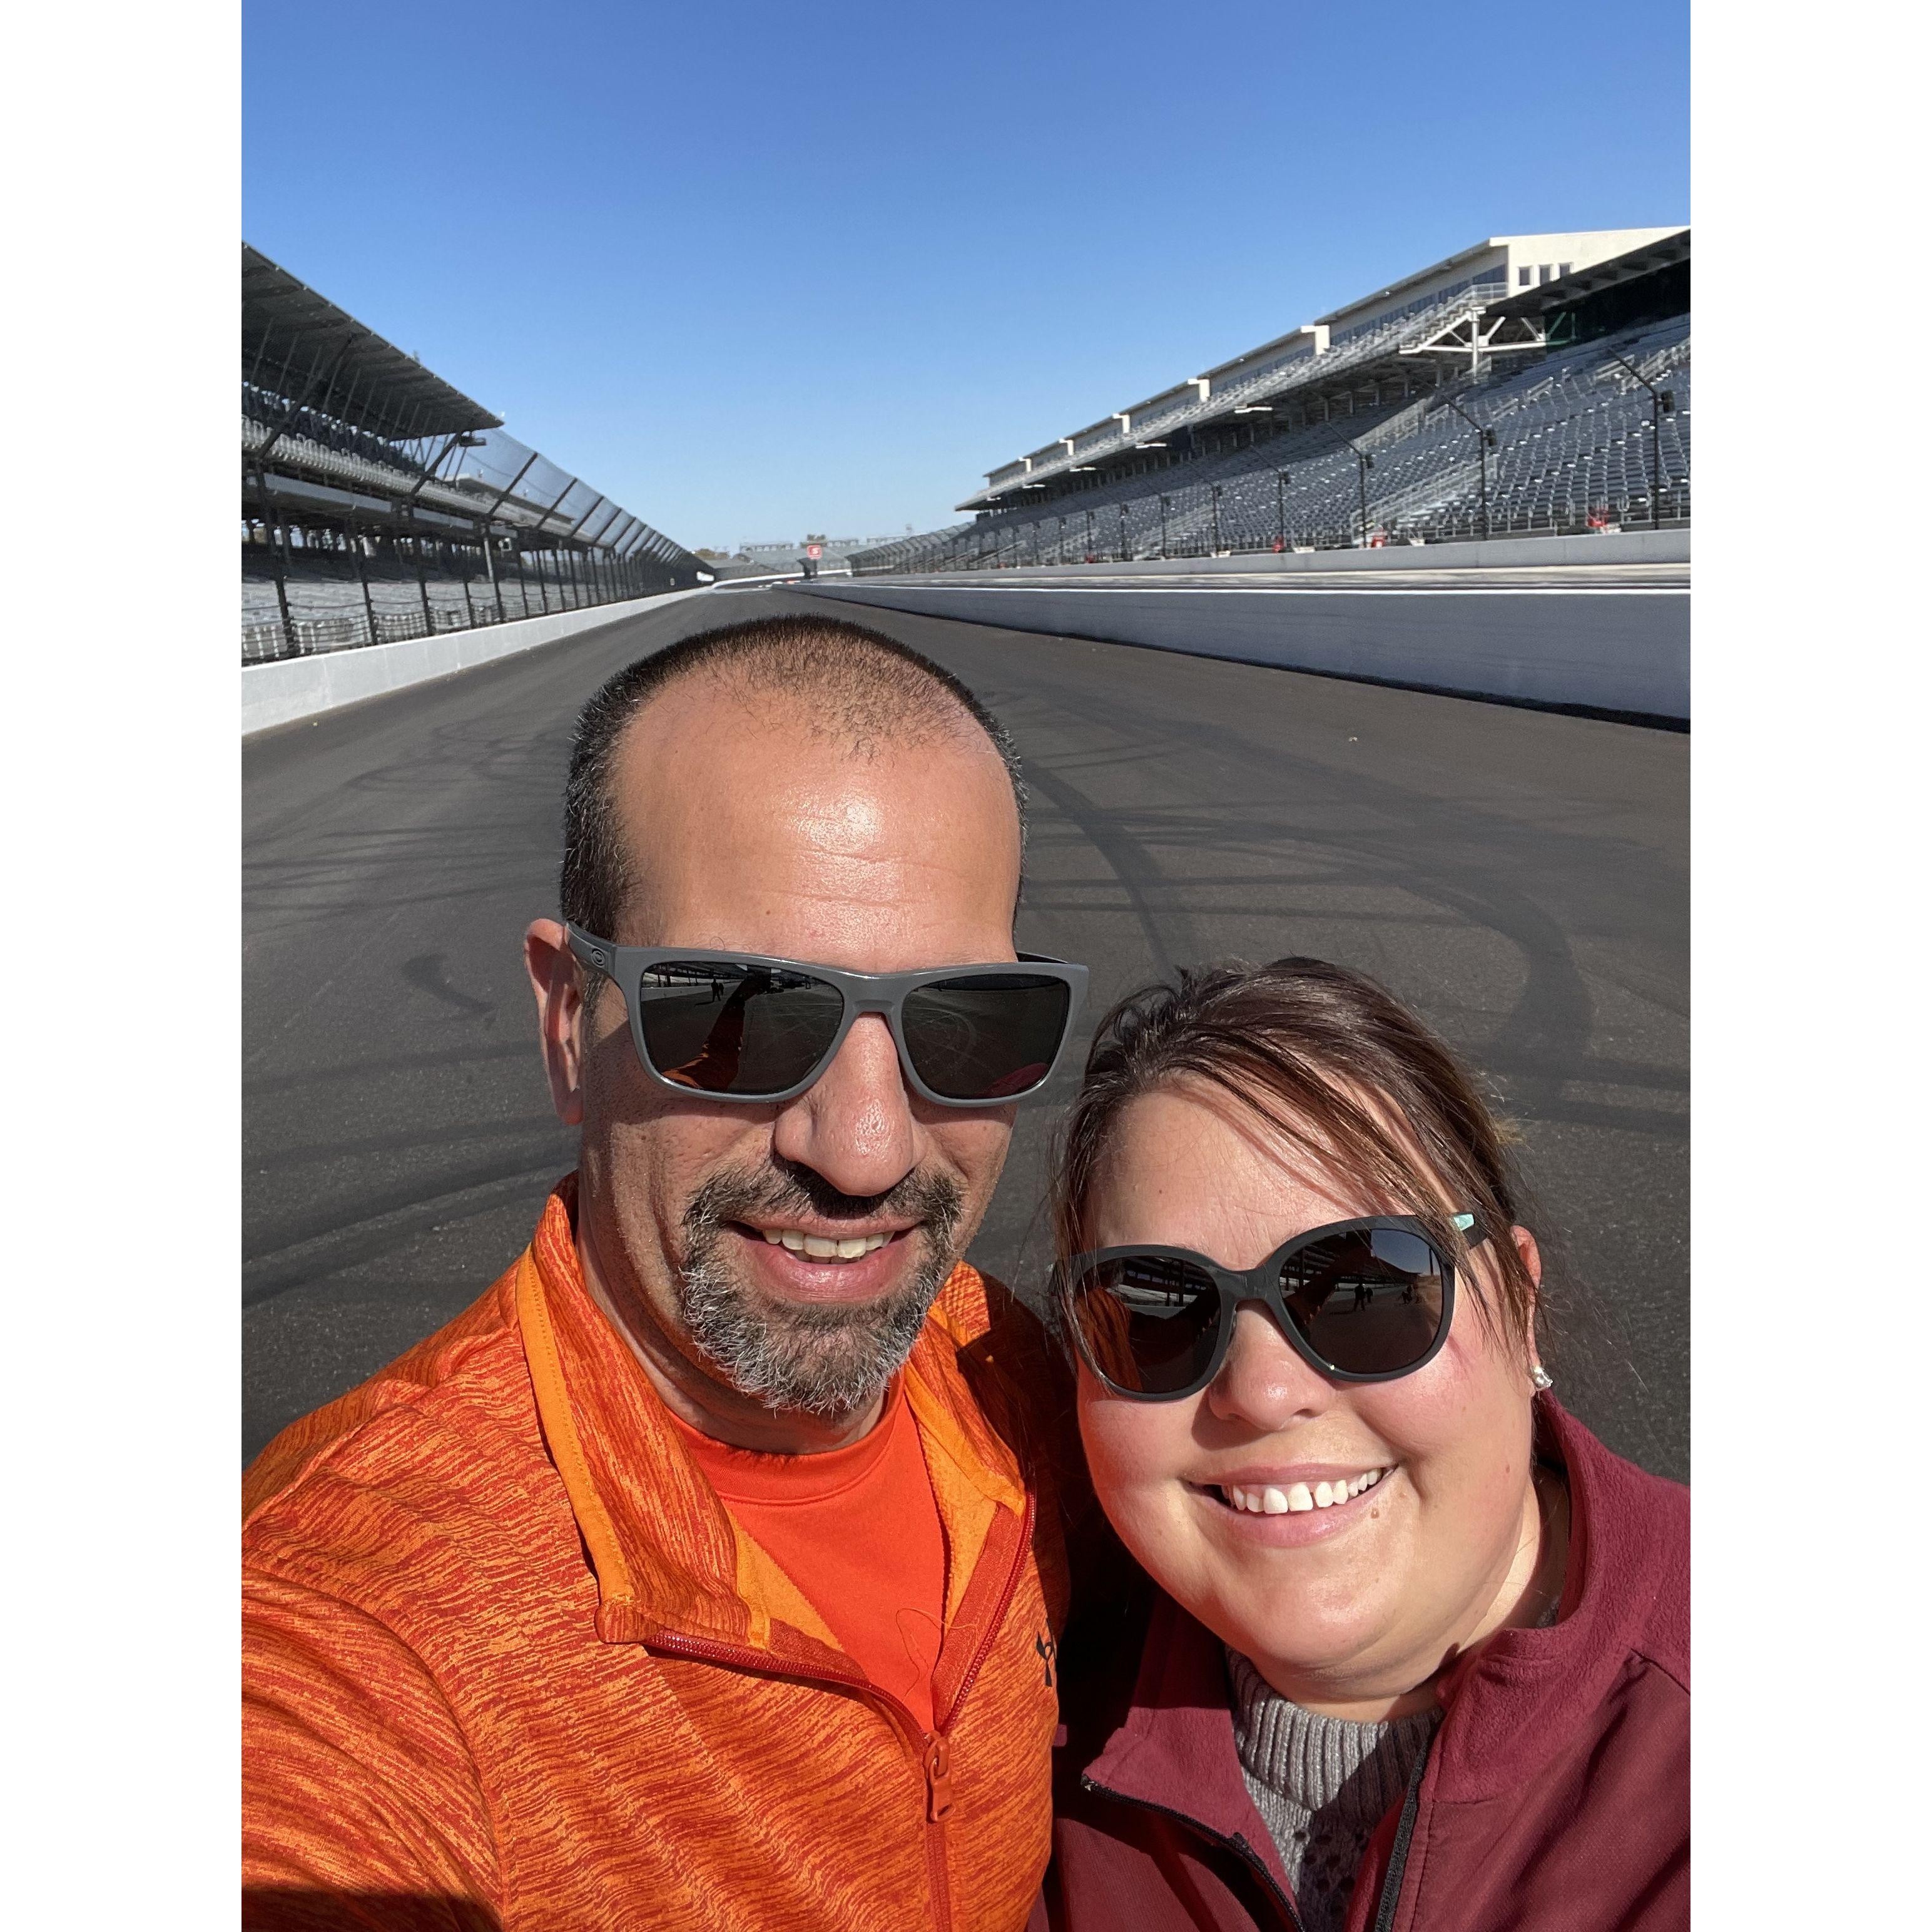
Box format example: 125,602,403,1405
525,920,588,1126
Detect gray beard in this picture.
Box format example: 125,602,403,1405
674,1162,967,1421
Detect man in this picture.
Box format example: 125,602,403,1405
243,615,1089,1931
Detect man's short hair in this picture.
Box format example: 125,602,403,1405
560,614,1029,938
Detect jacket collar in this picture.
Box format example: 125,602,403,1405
517,1177,1029,1674
1081,1589,1298,1901
1080,1398,1678,1827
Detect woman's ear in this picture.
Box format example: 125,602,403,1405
1510,1223,1543,1293
1510,1224,1544,1366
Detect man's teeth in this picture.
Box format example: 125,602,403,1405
760,1228,893,1261
1218,1469,1388,1514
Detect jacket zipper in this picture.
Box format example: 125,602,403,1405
1369,1744,1431,1932
1077,1774,1301,1932
648,1499,1032,1932
936,1494,1037,1731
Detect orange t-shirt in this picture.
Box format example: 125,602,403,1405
669,1378,948,1731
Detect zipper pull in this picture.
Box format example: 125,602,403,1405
924,1735,954,1822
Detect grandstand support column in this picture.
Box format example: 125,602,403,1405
1212,486,1223,556
511,540,532,618
1159,496,1171,560
1117,502,1128,563
253,464,296,656
1276,470,1287,550
405,505,434,633
348,515,380,645
479,522,505,623
459,542,477,628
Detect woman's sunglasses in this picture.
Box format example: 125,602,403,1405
566,927,1088,1107
1055,1213,1487,1398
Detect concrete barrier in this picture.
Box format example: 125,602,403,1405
240,589,707,736
806,534,1689,721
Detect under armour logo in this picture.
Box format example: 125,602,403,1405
1035,1632,1057,1688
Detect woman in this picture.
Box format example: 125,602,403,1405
1037,960,1686,1932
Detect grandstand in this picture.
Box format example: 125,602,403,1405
852,229,1688,574
242,245,703,664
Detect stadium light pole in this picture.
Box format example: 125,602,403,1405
1439,395,1497,541
1603,350,1672,528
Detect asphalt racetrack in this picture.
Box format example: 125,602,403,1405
244,587,1688,1478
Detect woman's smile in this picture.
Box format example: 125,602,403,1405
1186,1461,1400,1545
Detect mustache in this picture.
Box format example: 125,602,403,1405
684,1158,966,1239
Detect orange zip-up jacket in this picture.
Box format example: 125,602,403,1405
244,1178,1074,1932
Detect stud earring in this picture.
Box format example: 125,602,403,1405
1530,1364,1554,1391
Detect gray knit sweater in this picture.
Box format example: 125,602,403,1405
1224,1647,1440,1932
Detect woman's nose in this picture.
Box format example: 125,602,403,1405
1203,1303,1335,1430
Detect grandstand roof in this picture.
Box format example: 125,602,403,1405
1488,229,1690,318
242,243,503,440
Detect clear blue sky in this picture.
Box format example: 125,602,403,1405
243,0,1687,552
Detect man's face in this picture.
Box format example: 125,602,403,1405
545,675,1024,1431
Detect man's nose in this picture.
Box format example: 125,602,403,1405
770,1013,921,1199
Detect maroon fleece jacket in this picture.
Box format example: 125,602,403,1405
1034,1398,1687,1932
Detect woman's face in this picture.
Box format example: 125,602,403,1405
1074,1083,1543,1711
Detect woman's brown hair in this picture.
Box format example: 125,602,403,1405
1052,957,1540,1355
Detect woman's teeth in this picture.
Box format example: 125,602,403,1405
1218,1469,1388,1515
760,1228,893,1263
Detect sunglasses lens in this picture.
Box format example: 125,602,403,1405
1067,1254,1223,1396
901,974,1072,1101
634,961,844,1097
1280,1228,1447,1376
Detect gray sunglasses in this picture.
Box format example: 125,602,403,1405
566,925,1088,1107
